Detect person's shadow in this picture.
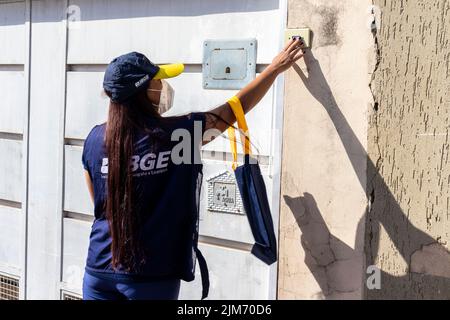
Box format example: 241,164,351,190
284,193,366,298
282,50,450,299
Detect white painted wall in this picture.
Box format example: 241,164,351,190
0,0,285,299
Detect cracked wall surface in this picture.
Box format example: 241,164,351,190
366,0,450,299
279,0,375,299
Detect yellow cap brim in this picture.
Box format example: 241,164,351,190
153,63,184,80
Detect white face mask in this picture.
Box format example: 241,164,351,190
147,79,175,115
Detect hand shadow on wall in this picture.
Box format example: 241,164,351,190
283,50,450,299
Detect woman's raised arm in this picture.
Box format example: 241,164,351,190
202,37,306,141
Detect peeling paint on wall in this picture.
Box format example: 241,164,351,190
289,0,342,48
367,0,450,299
316,6,341,48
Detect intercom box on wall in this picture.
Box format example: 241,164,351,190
284,28,311,47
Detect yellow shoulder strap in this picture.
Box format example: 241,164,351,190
227,124,238,170
226,96,252,170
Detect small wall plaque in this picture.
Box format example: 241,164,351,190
207,171,245,215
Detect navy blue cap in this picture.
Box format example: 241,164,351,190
103,52,160,103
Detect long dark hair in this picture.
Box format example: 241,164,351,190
104,89,160,272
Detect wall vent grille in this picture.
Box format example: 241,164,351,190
0,273,19,300
61,291,82,300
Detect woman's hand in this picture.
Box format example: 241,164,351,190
269,38,306,74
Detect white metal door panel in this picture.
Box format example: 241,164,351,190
67,0,280,65
0,0,29,301
178,243,269,300
0,71,26,134
61,218,91,293
0,139,22,203
64,145,94,215
0,0,286,299
65,71,108,140
61,0,282,299
0,205,22,272
0,1,26,64
26,0,68,299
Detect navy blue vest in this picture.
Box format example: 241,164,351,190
81,112,209,299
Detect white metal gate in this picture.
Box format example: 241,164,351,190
0,0,287,299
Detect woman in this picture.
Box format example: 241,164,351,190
81,38,305,300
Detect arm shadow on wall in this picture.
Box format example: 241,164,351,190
283,50,450,299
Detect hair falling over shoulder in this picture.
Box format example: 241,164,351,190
103,90,159,272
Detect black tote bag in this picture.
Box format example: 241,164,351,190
227,96,277,265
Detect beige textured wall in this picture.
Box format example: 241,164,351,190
279,0,375,299
366,0,450,299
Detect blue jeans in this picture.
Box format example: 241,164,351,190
82,270,181,300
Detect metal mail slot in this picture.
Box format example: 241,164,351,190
203,38,257,90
